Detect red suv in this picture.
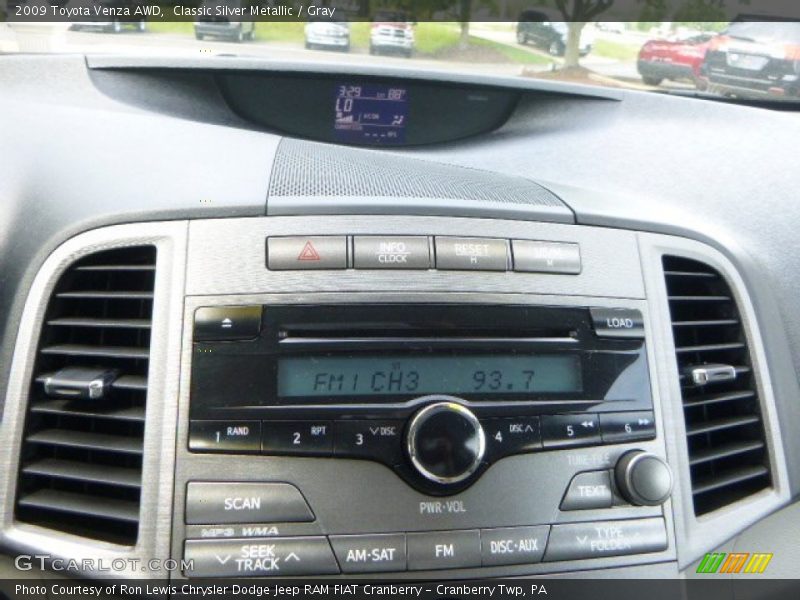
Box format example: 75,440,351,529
637,33,715,86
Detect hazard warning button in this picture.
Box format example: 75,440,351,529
267,236,347,270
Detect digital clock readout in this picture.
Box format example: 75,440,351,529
334,84,408,144
278,354,582,398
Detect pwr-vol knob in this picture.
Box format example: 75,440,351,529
615,450,673,506
406,402,486,485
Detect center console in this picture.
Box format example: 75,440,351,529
171,217,676,579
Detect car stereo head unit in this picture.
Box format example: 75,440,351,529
189,304,652,494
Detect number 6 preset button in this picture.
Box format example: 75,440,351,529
541,414,601,449
261,421,333,456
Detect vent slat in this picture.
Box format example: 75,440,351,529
667,295,731,302
686,415,760,437
683,390,756,408
664,255,770,516
47,318,151,329
40,344,149,359
74,265,155,272
23,458,142,488
689,441,766,467
692,466,770,496
29,399,145,423
675,342,746,354
663,270,718,279
56,291,154,300
16,245,154,545
672,319,739,328
27,430,143,455
18,490,140,523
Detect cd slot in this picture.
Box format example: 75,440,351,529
279,325,577,344
279,336,577,346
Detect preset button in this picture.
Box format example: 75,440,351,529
541,414,601,449
189,420,261,454
262,421,333,456
334,420,404,465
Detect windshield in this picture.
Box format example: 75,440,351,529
2,2,800,104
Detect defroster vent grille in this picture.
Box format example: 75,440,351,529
663,255,771,516
14,246,156,544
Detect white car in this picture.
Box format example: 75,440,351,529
369,19,414,57
304,21,350,52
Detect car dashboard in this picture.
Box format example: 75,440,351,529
1,53,800,590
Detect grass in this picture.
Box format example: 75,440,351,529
593,38,640,61
469,36,551,65
143,21,547,65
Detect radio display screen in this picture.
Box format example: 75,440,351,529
334,84,408,145
278,354,582,398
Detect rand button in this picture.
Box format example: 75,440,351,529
353,236,431,269
267,236,347,270
185,482,314,525
184,537,338,577
188,420,261,454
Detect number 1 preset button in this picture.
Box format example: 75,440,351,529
262,421,333,456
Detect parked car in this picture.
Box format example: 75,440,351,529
517,10,594,57
596,21,625,34
304,20,350,52
637,33,715,86
193,0,255,42
701,20,800,100
70,0,147,33
369,11,415,57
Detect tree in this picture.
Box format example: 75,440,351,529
553,0,614,68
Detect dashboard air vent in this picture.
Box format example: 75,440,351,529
15,246,156,544
663,256,771,516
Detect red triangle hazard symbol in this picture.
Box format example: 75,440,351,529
297,241,321,261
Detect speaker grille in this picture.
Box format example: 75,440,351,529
268,139,569,219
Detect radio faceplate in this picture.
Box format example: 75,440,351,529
189,303,653,494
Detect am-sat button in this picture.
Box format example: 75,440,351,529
330,533,407,573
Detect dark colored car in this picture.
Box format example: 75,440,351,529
516,10,593,57
70,0,147,33
701,20,800,99
637,34,714,86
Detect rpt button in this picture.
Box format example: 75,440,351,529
185,482,314,524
